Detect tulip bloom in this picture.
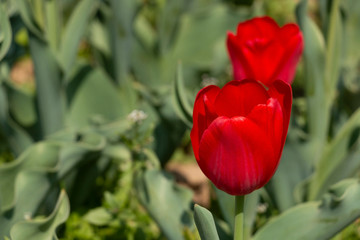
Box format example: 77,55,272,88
190,79,292,195
227,16,303,86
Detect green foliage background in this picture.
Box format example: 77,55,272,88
0,0,360,239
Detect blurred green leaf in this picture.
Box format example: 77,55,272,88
67,68,125,127
253,179,360,240
154,97,186,165
0,142,61,237
131,39,175,89
105,0,138,114
172,62,193,128
28,32,64,138
136,169,194,240
4,82,36,127
44,0,62,52
10,190,70,240
268,142,311,211
0,4,12,61
83,207,112,226
59,0,99,74
157,0,190,55
296,0,327,161
172,3,247,68
194,204,220,240
214,188,235,231
89,19,111,57
0,83,33,155
309,108,360,200
0,142,59,212
54,131,106,180
341,0,360,91
108,0,137,83
14,0,43,38
324,0,342,104
214,187,259,239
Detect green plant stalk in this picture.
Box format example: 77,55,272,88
234,195,245,240
45,0,61,51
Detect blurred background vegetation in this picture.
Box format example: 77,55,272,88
0,0,360,239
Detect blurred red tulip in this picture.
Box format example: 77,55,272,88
227,16,303,86
190,80,292,195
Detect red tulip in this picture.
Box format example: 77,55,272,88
227,16,303,86
190,79,292,195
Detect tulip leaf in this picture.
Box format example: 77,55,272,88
154,97,187,165
214,188,235,231
53,131,106,180
341,0,360,90
4,82,36,127
253,179,360,240
28,32,64,138
104,0,138,114
0,142,61,237
59,0,99,74
323,0,342,101
136,170,194,240
0,83,33,155
296,0,328,160
83,207,113,226
268,142,311,211
0,142,59,212
194,204,220,240
157,0,190,55
10,190,70,240
131,40,176,89
0,4,12,61
172,62,193,128
214,187,259,239
67,67,126,127
108,0,137,84
13,0,43,38
309,108,360,200
172,3,247,68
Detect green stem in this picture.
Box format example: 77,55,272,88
234,195,245,240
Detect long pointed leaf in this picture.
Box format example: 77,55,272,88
194,204,220,240
14,0,43,38
253,179,360,240
296,0,328,161
10,190,70,240
59,0,99,74
172,62,193,128
309,108,360,200
0,4,12,61
29,33,64,138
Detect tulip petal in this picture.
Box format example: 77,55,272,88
254,40,286,85
190,85,220,160
275,25,304,83
227,33,253,81
227,17,303,85
214,80,269,118
198,116,276,195
279,24,302,45
267,80,292,147
247,98,283,161
236,16,278,40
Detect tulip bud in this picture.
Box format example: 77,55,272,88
227,16,303,86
